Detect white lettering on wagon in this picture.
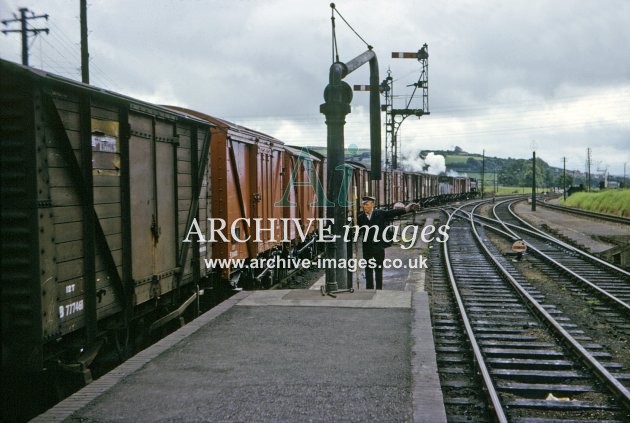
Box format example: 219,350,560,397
58,299,84,319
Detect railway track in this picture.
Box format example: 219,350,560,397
540,199,630,226
492,200,630,313
461,201,630,373
430,201,630,421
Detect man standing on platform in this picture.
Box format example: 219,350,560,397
357,196,417,290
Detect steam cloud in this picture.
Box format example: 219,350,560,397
400,146,446,175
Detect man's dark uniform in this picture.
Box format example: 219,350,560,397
357,205,406,290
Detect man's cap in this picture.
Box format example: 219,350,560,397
361,195,376,204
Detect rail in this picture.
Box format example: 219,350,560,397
541,199,630,225
441,205,508,422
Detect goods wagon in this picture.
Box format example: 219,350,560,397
453,177,469,195
1,59,214,420
368,169,404,206
205,112,285,286
402,172,437,203
423,173,440,198
402,171,414,202
165,108,327,288
438,178,454,195
343,161,369,221
361,165,477,208
282,146,325,249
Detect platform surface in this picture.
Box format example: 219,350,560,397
32,217,446,423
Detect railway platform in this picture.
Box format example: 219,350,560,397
31,216,446,423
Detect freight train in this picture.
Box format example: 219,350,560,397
0,58,476,421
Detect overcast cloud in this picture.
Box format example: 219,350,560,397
1,0,628,176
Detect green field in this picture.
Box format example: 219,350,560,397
444,155,473,165
561,190,630,217
493,186,530,195
478,186,544,196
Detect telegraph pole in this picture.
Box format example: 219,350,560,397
2,8,49,66
80,0,89,84
481,150,485,199
563,157,567,201
532,151,536,211
586,147,592,192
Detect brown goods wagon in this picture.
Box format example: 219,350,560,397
282,146,325,246
309,147,327,216
304,147,327,259
371,169,385,206
463,177,471,194
344,161,368,221
167,108,286,282
355,161,371,203
0,60,214,420
438,176,454,195
410,173,423,201
393,169,405,203
425,173,440,198
402,171,414,203
371,169,404,206
453,176,467,194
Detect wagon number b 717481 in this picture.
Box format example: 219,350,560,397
58,299,84,319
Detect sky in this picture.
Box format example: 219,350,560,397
1,0,629,177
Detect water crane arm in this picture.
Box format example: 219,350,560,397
327,49,381,179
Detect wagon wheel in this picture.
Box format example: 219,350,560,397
113,319,132,361
240,268,255,290
275,266,286,285
261,269,274,289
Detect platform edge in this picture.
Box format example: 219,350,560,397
29,291,252,423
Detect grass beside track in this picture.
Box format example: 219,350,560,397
561,189,630,217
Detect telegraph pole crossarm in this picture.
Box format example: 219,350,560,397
2,7,49,66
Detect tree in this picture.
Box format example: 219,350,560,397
466,157,480,171
556,173,573,188
498,157,553,188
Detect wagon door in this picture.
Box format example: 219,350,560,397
254,141,282,253
281,150,298,242
128,113,177,303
